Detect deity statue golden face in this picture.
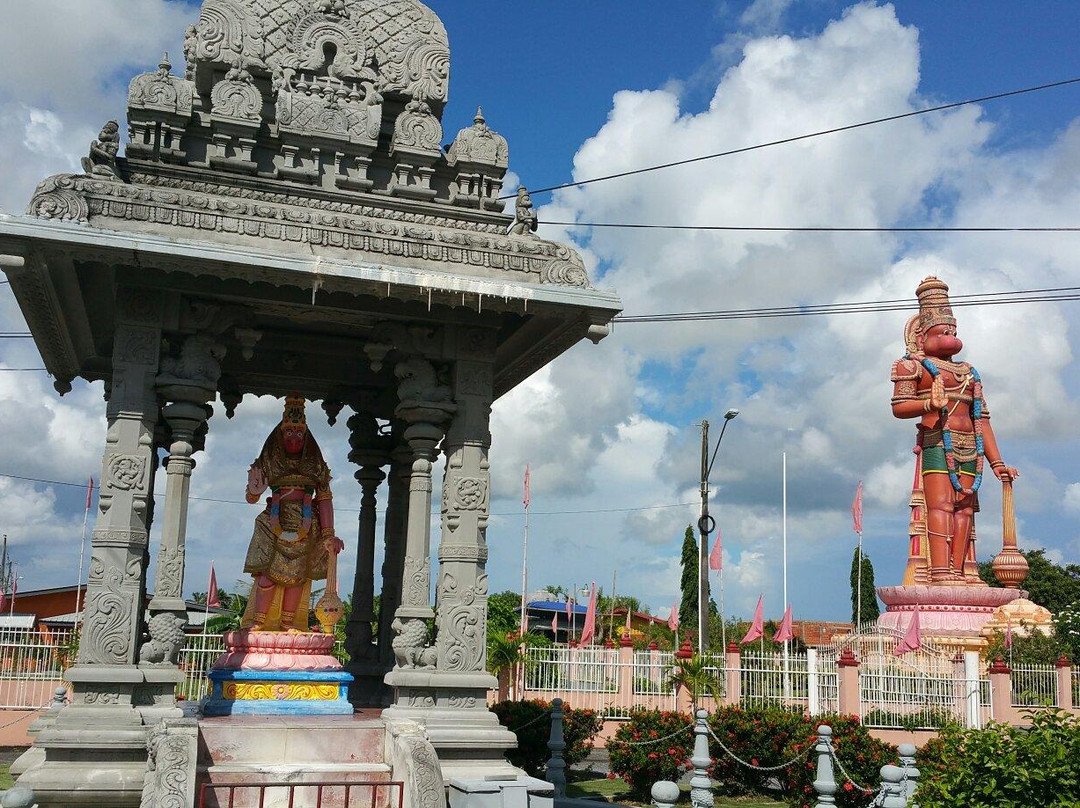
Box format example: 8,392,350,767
281,423,307,454
921,323,963,359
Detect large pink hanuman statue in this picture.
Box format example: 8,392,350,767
890,277,1019,585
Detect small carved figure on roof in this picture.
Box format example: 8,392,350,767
509,186,538,236
81,120,122,181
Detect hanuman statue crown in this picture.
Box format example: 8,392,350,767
916,276,955,332
282,394,307,428
904,276,956,355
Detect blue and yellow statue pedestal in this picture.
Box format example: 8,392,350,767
204,669,353,715
203,630,353,716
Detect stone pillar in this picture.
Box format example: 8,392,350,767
724,642,741,706
22,289,164,807
988,658,1012,725
383,337,517,779
377,438,410,685
837,649,860,717
383,357,455,692
138,398,211,721
345,412,391,707
1056,656,1073,711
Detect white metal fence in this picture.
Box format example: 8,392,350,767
177,632,226,702
1010,663,1058,707
739,651,809,708
0,628,74,709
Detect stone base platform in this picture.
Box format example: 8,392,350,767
877,584,1026,651
205,670,354,716
197,714,394,808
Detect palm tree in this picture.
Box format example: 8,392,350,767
669,654,722,709
487,631,545,701
204,593,248,634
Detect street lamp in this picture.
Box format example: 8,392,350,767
698,408,740,657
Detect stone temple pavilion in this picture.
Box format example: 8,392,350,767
0,1,620,805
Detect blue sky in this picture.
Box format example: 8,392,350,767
2,1,1080,624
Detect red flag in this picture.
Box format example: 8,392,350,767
667,601,679,632
851,480,864,535
85,477,95,510
579,583,597,646
565,597,572,620
206,565,220,608
741,595,764,644
523,465,531,510
1004,617,1013,650
708,529,723,572
894,605,922,656
774,605,795,643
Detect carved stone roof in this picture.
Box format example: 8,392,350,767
2,2,622,403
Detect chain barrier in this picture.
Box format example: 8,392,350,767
508,708,553,734
828,745,881,796
609,723,693,748
0,701,54,732
705,723,813,773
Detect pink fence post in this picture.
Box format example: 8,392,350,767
1056,656,1073,711
724,643,740,706
989,657,1012,723
837,648,860,717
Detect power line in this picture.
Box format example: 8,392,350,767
547,222,1080,233
0,369,48,372
616,287,1080,324
0,471,694,518
505,75,1080,199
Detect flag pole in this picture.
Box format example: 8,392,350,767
519,466,530,639
75,478,93,632
782,452,789,695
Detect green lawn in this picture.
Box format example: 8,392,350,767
0,764,13,790
567,777,781,806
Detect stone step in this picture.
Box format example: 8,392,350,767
198,715,386,767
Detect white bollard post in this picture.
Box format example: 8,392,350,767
689,710,713,808
898,742,920,805
545,698,566,798
879,764,907,808
651,781,680,808
813,725,837,807
964,651,981,729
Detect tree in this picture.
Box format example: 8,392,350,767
979,549,1080,615
191,588,230,607
679,524,699,628
849,547,880,626
487,590,521,639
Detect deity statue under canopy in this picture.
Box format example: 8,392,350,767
241,395,344,632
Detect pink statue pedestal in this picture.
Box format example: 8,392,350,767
205,631,352,716
877,585,1026,652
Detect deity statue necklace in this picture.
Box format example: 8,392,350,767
918,357,986,496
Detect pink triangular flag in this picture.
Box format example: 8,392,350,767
1004,617,1013,650
206,565,221,608
894,605,922,656
741,595,764,644
579,582,597,646
774,604,794,643
551,610,558,638
708,530,723,572
667,601,679,632
851,480,864,535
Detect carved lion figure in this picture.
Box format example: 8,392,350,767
395,357,451,404
139,613,186,665
391,617,437,669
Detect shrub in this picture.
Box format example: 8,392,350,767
861,706,959,731
916,709,1080,808
607,709,693,797
491,699,603,776
707,705,810,796
781,713,897,808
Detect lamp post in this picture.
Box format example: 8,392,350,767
698,408,739,657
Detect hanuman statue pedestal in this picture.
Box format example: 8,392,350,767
205,396,353,716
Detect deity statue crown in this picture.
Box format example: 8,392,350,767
916,276,956,333
282,394,307,428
